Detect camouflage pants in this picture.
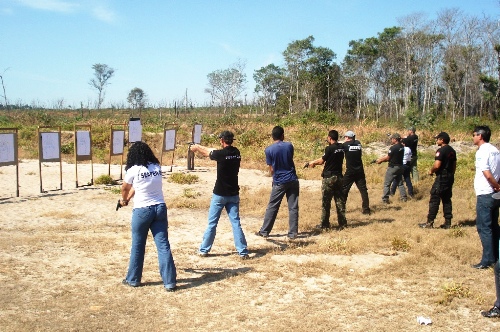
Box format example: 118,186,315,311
321,175,347,227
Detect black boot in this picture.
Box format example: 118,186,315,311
419,219,434,228
440,219,451,229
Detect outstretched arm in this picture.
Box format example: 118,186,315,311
190,144,215,157
305,157,325,168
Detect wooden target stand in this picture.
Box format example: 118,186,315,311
37,126,62,193
108,124,126,181
187,123,202,170
74,124,94,188
159,123,177,172
0,128,20,197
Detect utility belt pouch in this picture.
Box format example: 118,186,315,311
322,171,332,178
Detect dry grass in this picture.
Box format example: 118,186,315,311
3,160,498,331
1,119,500,330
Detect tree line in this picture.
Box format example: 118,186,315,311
246,9,500,122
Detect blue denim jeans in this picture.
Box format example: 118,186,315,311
199,194,248,256
125,203,177,289
260,180,299,237
476,194,500,266
495,259,500,307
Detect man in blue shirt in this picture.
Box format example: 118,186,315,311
257,126,299,240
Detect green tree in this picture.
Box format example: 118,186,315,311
205,61,247,114
89,63,115,110
127,87,147,115
253,64,285,113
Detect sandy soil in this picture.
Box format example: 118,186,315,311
1,157,499,331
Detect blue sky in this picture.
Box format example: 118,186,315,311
1,0,499,108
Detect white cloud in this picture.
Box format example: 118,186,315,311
16,0,79,13
91,5,116,23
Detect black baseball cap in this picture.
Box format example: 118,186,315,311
434,132,450,141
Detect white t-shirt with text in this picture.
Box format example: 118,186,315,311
124,163,165,208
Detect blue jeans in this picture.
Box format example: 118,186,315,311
199,194,248,256
476,194,500,266
260,180,299,237
125,203,177,289
495,259,500,307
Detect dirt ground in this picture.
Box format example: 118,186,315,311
0,157,499,331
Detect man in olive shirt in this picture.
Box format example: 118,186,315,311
305,130,347,230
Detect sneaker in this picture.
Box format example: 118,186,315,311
419,222,434,229
471,262,494,269
314,224,330,229
401,197,407,202
382,199,390,204
337,225,347,231
165,286,177,292
439,223,451,229
255,231,269,238
197,251,208,257
287,234,298,240
240,254,250,260
362,209,371,215
481,306,500,318
122,279,139,287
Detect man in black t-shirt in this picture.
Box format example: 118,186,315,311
406,126,419,182
375,133,407,203
419,132,457,229
305,130,347,230
190,131,249,259
342,131,371,215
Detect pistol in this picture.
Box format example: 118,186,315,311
369,159,377,165
116,199,122,211
303,162,309,169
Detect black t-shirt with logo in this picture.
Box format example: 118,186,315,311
209,146,241,196
434,144,457,175
322,142,344,177
388,143,404,166
343,140,364,173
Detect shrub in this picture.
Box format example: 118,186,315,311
168,172,199,184
61,142,74,154
438,282,471,305
94,174,117,185
391,237,411,252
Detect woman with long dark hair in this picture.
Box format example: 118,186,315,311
119,141,177,291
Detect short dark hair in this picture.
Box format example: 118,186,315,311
328,130,339,141
473,125,491,142
271,126,284,140
218,130,234,144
